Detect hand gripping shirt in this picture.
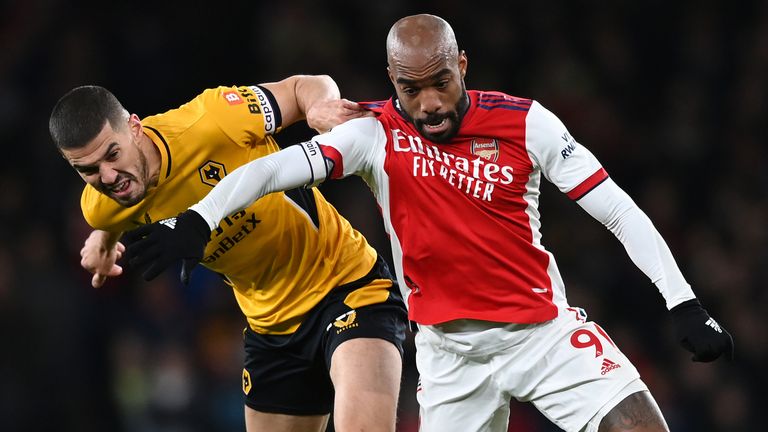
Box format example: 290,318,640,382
81,85,387,334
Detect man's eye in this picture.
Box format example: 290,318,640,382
403,88,418,96
106,151,119,161
436,81,449,89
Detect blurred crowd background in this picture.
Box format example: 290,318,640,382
1,0,765,431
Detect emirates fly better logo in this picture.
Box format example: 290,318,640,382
391,129,512,202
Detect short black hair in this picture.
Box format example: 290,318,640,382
49,85,127,150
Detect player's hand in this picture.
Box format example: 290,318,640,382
123,210,211,285
306,98,374,133
670,298,734,362
80,230,124,288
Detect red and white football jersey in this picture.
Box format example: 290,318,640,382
313,91,608,325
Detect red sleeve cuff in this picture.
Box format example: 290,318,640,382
319,144,344,179
566,168,609,200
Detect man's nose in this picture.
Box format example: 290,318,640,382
100,165,118,184
419,88,443,114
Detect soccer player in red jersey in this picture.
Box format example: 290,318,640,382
126,14,734,432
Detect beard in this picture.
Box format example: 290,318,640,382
412,87,470,144
98,147,149,207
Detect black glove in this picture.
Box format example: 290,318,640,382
670,298,734,362
123,209,211,285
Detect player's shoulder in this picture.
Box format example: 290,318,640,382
183,85,241,111
473,90,534,113
81,186,144,232
142,85,243,137
327,116,382,139
358,99,389,114
81,186,117,229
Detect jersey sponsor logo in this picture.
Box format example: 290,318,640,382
198,160,227,187
223,91,243,105
249,86,276,134
235,87,261,115
202,210,261,264
326,310,359,334
242,368,252,394
470,138,499,162
391,129,514,202
600,358,621,375
560,131,578,160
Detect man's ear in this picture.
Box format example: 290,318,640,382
387,66,395,85
128,113,143,137
458,50,467,79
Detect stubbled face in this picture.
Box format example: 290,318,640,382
389,50,468,143
61,117,152,207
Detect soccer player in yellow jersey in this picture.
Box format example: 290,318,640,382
49,75,408,432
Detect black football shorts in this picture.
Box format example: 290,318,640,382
241,256,408,415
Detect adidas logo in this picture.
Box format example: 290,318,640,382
600,358,621,375
159,218,178,229
705,318,723,333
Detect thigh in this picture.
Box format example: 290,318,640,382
245,405,328,432
330,338,402,432
415,329,511,432
324,298,408,432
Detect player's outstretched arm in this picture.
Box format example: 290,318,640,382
123,117,379,285
261,75,371,133
576,178,734,362
123,143,322,285
80,230,124,288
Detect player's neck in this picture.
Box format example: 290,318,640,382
140,132,162,188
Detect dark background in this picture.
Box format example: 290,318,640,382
0,1,765,431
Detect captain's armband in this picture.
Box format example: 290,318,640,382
298,140,330,187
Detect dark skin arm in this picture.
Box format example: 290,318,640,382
599,391,670,432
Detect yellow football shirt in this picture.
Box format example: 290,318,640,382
81,85,390,334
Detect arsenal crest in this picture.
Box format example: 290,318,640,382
471,139,499,162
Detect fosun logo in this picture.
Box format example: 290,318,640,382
327,310,358,334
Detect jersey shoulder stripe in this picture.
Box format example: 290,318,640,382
479,95,532,106
476,103,531,112
476,92,533,112
359,100,388,114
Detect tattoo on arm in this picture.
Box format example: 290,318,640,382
598,391,669,432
